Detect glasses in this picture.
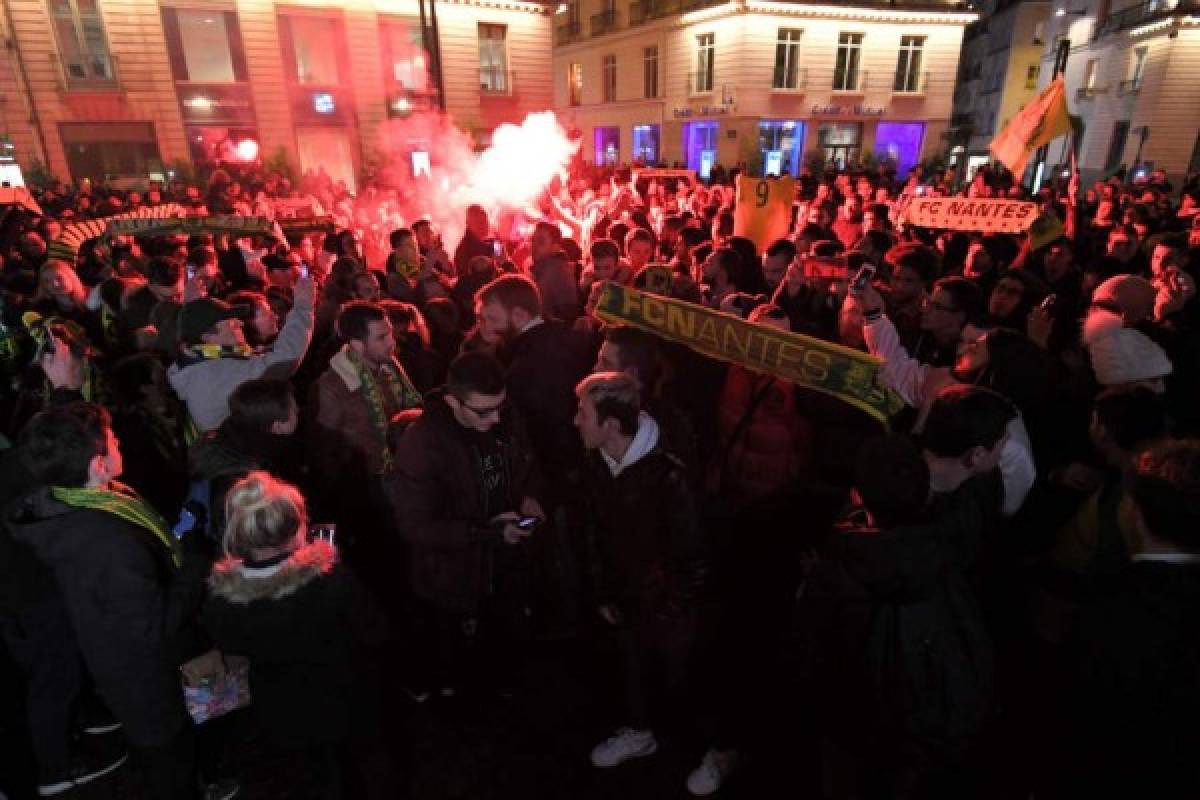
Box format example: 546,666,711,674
460,399,505,418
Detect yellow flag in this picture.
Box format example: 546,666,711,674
988,76,1073,177
734,176,795,252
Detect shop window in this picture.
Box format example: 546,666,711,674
759,120,805,176
162,8,247,83
479,24,509,93
48,0,115,86
874,122,925,176
594,126,620,165
684,120,718,178
817,122,861,169
633,124,659,164
60,122,161,182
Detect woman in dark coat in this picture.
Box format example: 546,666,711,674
202,472,396,799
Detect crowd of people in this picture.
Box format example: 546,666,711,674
0,154,1199,800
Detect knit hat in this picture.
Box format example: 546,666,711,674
1082,308,1173,386
1091,274,1157,324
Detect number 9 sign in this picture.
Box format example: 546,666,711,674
735,175,795,251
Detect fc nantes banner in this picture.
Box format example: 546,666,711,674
49,204,188,261
734,176,795,252
108,215,276,238
901,197,1039,233
595,282,903,425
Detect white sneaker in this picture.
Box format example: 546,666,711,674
686,748,738,796
590,727,658,768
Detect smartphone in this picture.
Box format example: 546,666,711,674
493,239,504,259
309,523,337,547
186,263,196,281
516,516,540,531
850,263,876,292
1039,293,1057,313
298,264,309,280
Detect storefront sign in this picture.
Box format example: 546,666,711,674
901,197,1039,233
595,283,903,425
179,85,256,125
811,104,886,116
673,105,732,118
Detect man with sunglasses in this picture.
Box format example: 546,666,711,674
387,351,544,699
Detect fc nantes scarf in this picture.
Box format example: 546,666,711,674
343,346,421,473
52,481,182,568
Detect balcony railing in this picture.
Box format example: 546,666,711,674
1093,0,1198,37
893,69,928,94
627,0,722,24
771,66,808,91
591,9,619,35
688,70,715,94
480,67,515,95
50,51,121,91
1117,76,1143,94
832,68,867,92
555,20,582,44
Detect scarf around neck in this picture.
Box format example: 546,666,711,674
51,481,182,567
341,346,421,473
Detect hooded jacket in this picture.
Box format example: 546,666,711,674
202,540,388,748
6,487,210,748
582,413,708,614
167,293,314,432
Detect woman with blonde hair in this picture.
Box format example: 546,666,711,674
202,472,396,798
34,260,89,315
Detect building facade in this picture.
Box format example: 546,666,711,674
947,0,1051,177
551,0,976,178
0,0,553,187
1030,0,1200,187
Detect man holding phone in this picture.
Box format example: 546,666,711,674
387,351,545,698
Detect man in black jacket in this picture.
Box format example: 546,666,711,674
1063,440,1200,797
475,274,590,490
575,372,707,772
387,352,544,696
7,403,210,797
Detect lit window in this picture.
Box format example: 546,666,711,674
568,62,583,106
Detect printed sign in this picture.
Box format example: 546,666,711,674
734,176,796,252
595,282,902,425
900,197,1039,233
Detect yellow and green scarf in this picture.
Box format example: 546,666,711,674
345,347,421,472
51,481,182,568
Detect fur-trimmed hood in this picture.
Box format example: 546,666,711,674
1081,306,1126,347
208,540,337,604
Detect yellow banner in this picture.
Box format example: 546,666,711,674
734,176,795,252
595,282,902,425
989,76,1073,177
901,198,1039,233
